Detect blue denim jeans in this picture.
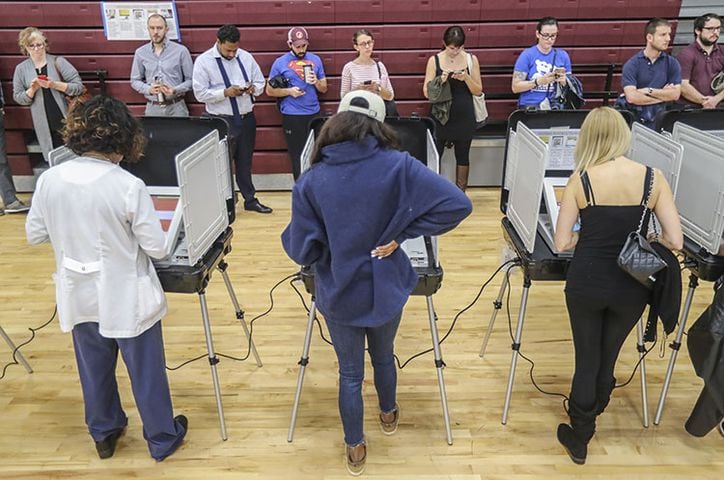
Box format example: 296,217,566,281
325,312,402,446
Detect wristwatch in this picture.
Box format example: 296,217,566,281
533,78,539,87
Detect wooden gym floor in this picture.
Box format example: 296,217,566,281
0,188,721,479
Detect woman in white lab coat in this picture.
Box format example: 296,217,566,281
26,95,187,461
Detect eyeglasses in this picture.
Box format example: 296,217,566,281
539,33,558,40
702,26,721,32
27,43,45,50
356,40,374,48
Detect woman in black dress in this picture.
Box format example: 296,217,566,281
554,107,683,464
423,26,483,191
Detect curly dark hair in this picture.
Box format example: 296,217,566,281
62,95,146,163
311,111,400,165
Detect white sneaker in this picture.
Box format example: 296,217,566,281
5,199,30,213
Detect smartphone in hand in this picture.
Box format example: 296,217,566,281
37,74,48,80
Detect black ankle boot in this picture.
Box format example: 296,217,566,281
557,423,587,465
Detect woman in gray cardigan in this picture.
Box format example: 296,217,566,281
12,27,84,162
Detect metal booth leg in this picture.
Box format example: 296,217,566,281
654,274,698,425
426,295,453,445
218,262,263,367
198,290,228,441
502,275,531,425
287,298,317,442
0,325,33,373
636,318,649,428
480,273,510,359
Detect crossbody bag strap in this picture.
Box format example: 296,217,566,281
636,166,655,235
53,56,66,83
579,171,596,206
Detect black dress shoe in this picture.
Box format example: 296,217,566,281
176,414,188,433
155,415,189,462
95,428,125,459
244,200,272,214
557,423,587,465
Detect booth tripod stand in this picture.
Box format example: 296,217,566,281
158,228,262,441
654,242,724,425
479,219,652,427
0,325,33,374
287,274,454,445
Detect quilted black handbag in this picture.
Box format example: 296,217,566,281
617,166,667,289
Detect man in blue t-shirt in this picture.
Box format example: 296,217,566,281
620,18,681,129
512,17,572,108
266,27,327,180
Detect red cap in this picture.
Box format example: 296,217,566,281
288,27,309,47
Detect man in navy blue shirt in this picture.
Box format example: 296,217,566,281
621,18,681,128
266,27,327,181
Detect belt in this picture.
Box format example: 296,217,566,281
212,112,253,119
149,97,184,106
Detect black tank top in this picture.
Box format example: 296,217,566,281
564,168,652,304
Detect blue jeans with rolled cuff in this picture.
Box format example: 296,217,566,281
325,312,402,446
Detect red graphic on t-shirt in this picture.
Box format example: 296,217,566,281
287,59,313,80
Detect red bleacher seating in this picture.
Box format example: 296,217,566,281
0,0,685,181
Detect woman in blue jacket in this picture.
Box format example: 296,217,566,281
282,90,472,475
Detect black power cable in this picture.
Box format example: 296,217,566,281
0,306,57,381
165,272,299,370
289,259,520,369
394,258,519,369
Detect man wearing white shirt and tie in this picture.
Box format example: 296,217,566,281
192,24,272,214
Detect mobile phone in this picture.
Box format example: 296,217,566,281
37,74,48,80
363,80,372,85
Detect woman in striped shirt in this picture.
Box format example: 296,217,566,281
340,29,395,104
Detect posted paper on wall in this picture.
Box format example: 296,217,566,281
101,2,180,41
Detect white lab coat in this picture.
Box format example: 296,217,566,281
26,157,168,338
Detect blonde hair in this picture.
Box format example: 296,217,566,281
574,107,631,173
18,27,48,56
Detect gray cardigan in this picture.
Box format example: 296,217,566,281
13,55,84,161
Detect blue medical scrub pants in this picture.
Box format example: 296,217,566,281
71,321,186,460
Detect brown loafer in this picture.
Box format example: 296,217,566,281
345,441,366,476
379,403,400,435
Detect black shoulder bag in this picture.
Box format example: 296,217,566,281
617,166,667,289
375,62,399,117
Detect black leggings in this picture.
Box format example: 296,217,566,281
282,113,317,181
434,136,472,166
565,293,647,411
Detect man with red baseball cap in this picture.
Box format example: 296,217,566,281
266,27,328,181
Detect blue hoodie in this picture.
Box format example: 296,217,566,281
281,136,472,327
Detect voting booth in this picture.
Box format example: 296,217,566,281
49,117,261,440
482,110,653,426
287,117,454,445
650,110,724,425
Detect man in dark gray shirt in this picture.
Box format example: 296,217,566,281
0,82,30,215
130,14,193,116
